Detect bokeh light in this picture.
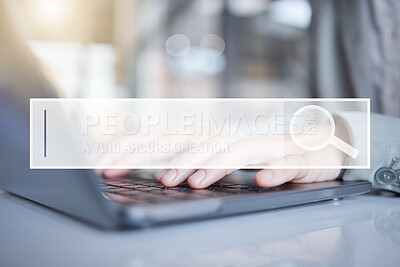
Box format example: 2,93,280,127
200,34,225,57
165,34,191,57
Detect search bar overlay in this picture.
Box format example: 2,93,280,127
30,98,369,169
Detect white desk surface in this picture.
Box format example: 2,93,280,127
1,191,399,267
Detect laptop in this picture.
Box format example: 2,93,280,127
0,47,371,230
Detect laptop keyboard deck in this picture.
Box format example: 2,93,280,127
100,177,277,205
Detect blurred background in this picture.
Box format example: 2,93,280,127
2,0,312,98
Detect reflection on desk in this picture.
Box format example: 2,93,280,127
0,192,399,267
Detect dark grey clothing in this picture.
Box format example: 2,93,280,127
309,0,376,108
344,113,400,193
309,0,400,115
370,0,400,117
310,0,400,192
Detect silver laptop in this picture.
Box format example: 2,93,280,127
0,81,371,228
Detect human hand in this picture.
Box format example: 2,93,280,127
100,124,351,189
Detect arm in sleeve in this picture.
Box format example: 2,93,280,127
335,112,400,193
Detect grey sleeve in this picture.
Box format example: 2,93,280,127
340,113,400,193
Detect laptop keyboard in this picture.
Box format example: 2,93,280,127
99,177,277,205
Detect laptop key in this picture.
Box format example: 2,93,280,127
105,187,136,193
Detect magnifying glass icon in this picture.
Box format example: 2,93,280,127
289,105,359,159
